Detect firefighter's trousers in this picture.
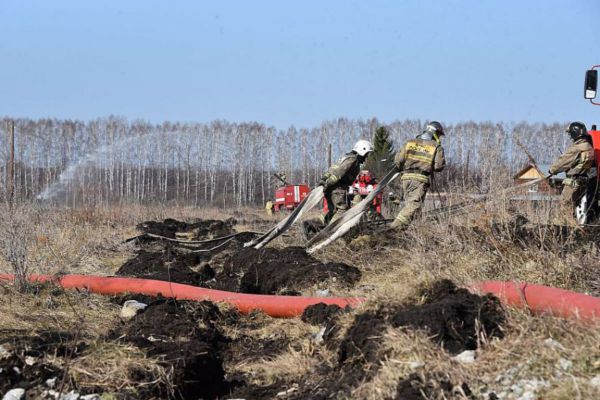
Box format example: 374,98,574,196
391,179,428,228
559,179,587,224
322,187,350,225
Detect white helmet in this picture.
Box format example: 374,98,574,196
352,139,373,157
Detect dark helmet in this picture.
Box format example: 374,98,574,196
425,121,445,136
566,122,587,140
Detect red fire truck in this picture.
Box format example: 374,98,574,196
578,67,599,224
266,173,310,213
272,184,310,212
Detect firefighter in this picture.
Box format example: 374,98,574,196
391,121,446,230
318,140,374,225
548,122,595,224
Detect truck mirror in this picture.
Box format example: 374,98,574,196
585,69,598,100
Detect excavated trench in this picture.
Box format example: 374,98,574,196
118,219,361,295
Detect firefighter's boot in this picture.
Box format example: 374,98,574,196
303,219,325,240
390,214,410,231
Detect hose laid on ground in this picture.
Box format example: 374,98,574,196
125,231,264,245
1,274,598,321
0,274,365,318
471,281,600,322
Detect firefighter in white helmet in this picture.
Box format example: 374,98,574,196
318,139,374,225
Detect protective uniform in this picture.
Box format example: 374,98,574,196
318,140,373,225
391,122,446,229
549,122,595,223
320,152,363,224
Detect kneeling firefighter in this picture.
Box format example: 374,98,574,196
391,121,446,230
319,140,374,225
548,122,595,224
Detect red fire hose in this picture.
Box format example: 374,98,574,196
0,274,365,318
471,281,600,322
1,275,599,321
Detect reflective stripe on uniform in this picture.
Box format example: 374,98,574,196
401,172,429,183
323,172,339,186
405,141,436,164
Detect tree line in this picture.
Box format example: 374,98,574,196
0,116,572,207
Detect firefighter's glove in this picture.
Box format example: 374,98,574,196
319,173,338,190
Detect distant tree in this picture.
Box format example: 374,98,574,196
365,126,395,179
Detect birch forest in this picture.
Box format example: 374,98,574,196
0,116,574,207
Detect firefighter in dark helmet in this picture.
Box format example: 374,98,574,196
548,122,595,223
391,121,446,229
318,139,374,225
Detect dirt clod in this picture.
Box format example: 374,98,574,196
390,279,505,354
394,372,473,400
301,303,345,326
137,218,237,239
227,247,361,295
341,280,505,367
116,247,210,286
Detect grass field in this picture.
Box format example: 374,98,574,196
0,202,599,399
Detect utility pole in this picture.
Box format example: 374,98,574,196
7,120,15,206
328,144,332,168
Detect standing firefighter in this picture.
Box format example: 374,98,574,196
391,121,446,229
319,140,374,225
548,122,595,224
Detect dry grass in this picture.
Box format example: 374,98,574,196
1,201,599,399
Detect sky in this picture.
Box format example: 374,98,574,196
1,0,599,129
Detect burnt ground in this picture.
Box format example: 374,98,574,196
117,219,362,295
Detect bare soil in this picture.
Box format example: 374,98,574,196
118,219,362,295
110,299,231,399
136,217,237,239
228,247,361,295
0,331,87,397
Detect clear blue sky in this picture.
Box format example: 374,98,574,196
1,0,599,128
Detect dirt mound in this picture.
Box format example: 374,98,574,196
394,372,473,400
115,299,230,399
390,279,505,354
223,247,361,295
301,303,345,325
290,280,506,398
341,280,504,365
116,247,215,286
137,217,237,239
116,245,361,296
